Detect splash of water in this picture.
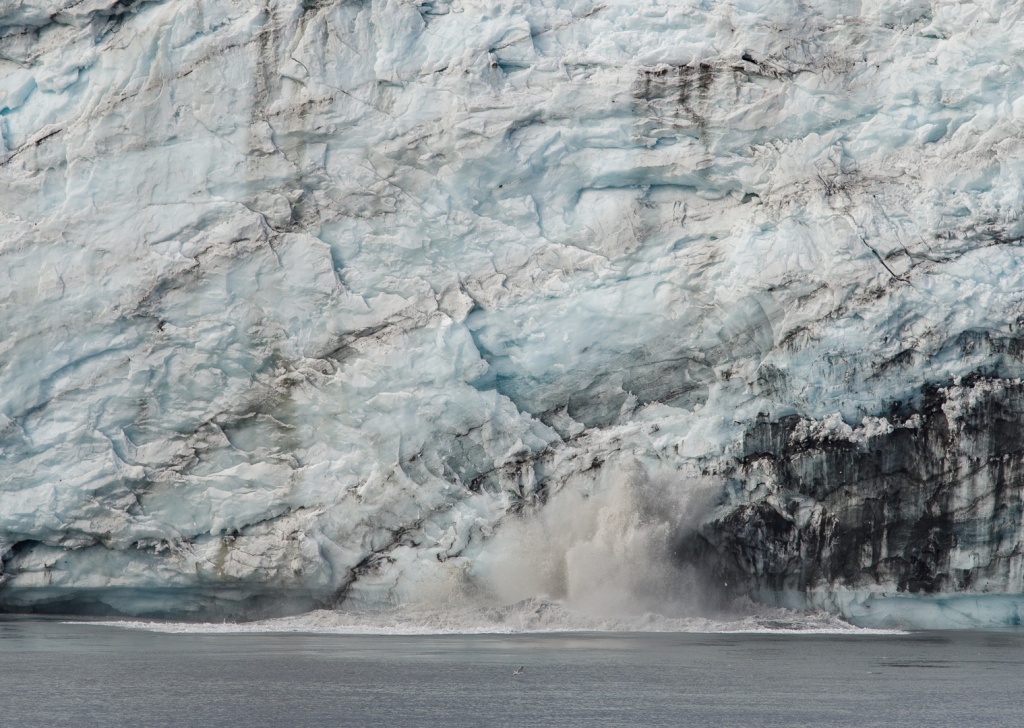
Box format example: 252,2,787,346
87,458,897,634
93,598,898,635
471,457,721,618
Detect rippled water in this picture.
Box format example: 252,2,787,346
2,618,1022,727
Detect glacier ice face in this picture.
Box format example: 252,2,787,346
691,379,1024,628
2,0,1024,624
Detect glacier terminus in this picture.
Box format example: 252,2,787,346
2,0,1024,629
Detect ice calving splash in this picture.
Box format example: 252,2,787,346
94,599,897,636
468,459,721,620
91,466,897,635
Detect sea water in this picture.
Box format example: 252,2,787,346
1,618,1023,727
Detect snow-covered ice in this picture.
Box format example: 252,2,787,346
3,0,1024,627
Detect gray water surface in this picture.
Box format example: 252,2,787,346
1,619,1022,727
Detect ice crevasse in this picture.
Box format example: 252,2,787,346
2,0,1024,628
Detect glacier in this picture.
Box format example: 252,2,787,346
2,0,1024,629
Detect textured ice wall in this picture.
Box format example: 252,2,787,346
2,0,1024,621
693,378,1024,628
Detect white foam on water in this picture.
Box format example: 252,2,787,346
83,598,903,636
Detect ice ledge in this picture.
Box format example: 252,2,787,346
798,590,1024,630
0,585,330,620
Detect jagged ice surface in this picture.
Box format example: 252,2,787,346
3,0,1024,627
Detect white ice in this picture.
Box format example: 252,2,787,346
2,0,1024,626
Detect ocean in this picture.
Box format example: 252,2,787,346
2,617,1022,727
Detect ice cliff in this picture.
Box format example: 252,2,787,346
2,0,1024,628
